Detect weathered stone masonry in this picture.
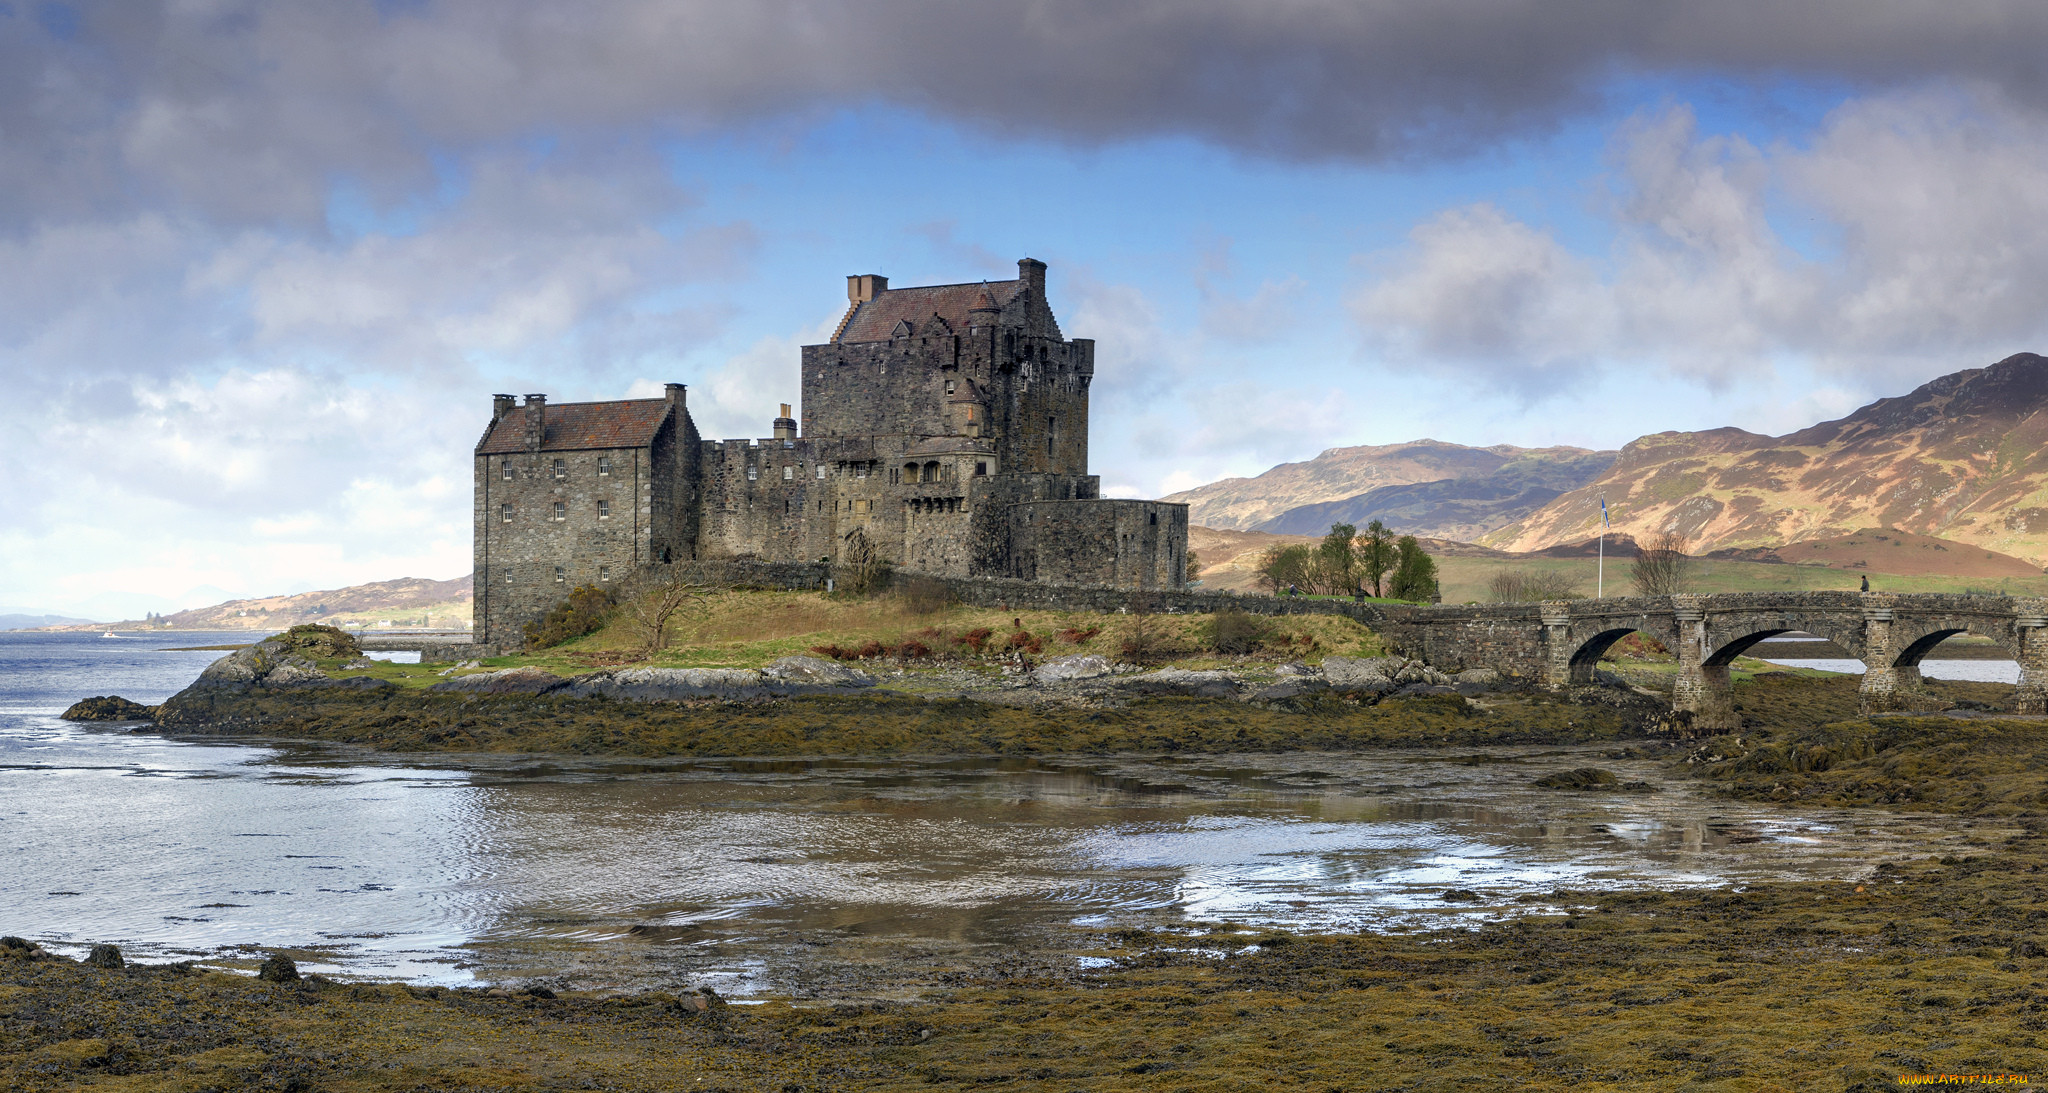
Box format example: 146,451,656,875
472,259,1189,644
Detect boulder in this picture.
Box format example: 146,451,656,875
1319,656,1395,692
673,986,726,1015
760,655,876,688
563,667,764,701
1455,668,1500,685
428,668,570,695
84,943,123,969
1032,654,1112,683
1117,669,1239,699
60,696,158,722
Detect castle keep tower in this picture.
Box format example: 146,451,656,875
473,259,1188,643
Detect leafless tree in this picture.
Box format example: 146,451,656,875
623,572,710,659
1631,531,1696,596
837,528,890,596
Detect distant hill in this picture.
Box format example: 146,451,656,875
0,613,96,631
1162,440,1614,533
1483,353,2048,566
1256,448,1617,540
39,575,474,631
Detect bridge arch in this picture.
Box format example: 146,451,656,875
1567,627,1672,685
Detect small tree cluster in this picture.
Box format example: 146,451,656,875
1259,520,1403,596
1487,568,1584,603
1387,536,1440,602
1207,609,1273,655
523,585,616,650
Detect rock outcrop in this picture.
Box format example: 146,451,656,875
60,696,158,722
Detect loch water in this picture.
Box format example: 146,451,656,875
0,630,2007,997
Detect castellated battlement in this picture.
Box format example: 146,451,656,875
471,259,1188,644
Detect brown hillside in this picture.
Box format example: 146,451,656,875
1162,440,1606,531
64,575,475,631
1710,528,2045,578
1482,353,2048,566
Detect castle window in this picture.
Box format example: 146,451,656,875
553,566,565,583
924,461,941,483
552,501,565,521
552,458,566,479
597,500,610,520
782,465,794,481
597,456,611,476
747,465,758,481
501,460,512,481
945,380,955,395
1150,512,1158,525
599,566,610,581
815,465,826,479
975,461,988,476
1047,416,1058,458
500,503,513,523
505,571,513,584
856,464,868,479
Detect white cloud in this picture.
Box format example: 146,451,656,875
1351,90,2048,395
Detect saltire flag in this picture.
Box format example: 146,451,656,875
1601,498,1608,528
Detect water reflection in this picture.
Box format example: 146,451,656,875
0,631,2009,996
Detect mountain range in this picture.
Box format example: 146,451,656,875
1162,441,1616,535
1172,353,2048,569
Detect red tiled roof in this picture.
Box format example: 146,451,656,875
834,279,1022,343
476,399,673,454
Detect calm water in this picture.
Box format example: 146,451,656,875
0,631,2005,997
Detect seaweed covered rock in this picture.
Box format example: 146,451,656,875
1534,767,1625,790
275,624,360,660
60,695,158,722
157,630,394,727
760,655,875,689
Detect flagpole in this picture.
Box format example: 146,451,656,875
1597,497,1606,599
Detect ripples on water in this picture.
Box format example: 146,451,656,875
0,631,2006,996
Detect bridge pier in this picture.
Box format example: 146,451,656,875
2017,610,2048,715
1857,598,1904,714
1540,603,1575,690
1669,598,1739,732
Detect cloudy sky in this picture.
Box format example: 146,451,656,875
8,1,2048,618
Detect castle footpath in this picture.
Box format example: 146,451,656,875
471,259,1189,643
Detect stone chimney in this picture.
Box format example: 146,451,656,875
847,274,888,304
773,402,797,441
523,394,546,452
664,382,686,413
1017,258,1046,301
492,393,516,420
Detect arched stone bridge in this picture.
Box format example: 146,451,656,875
1365,591,2048,729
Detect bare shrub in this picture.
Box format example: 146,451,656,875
1207,609,1272,655
1119,597,1182,664
1487,569,1584,603
894,574,955,615
1632,531,1696,596
523,585,616,649
837,529,890,596
622,573,710,659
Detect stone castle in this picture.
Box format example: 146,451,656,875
471,258,1189,643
